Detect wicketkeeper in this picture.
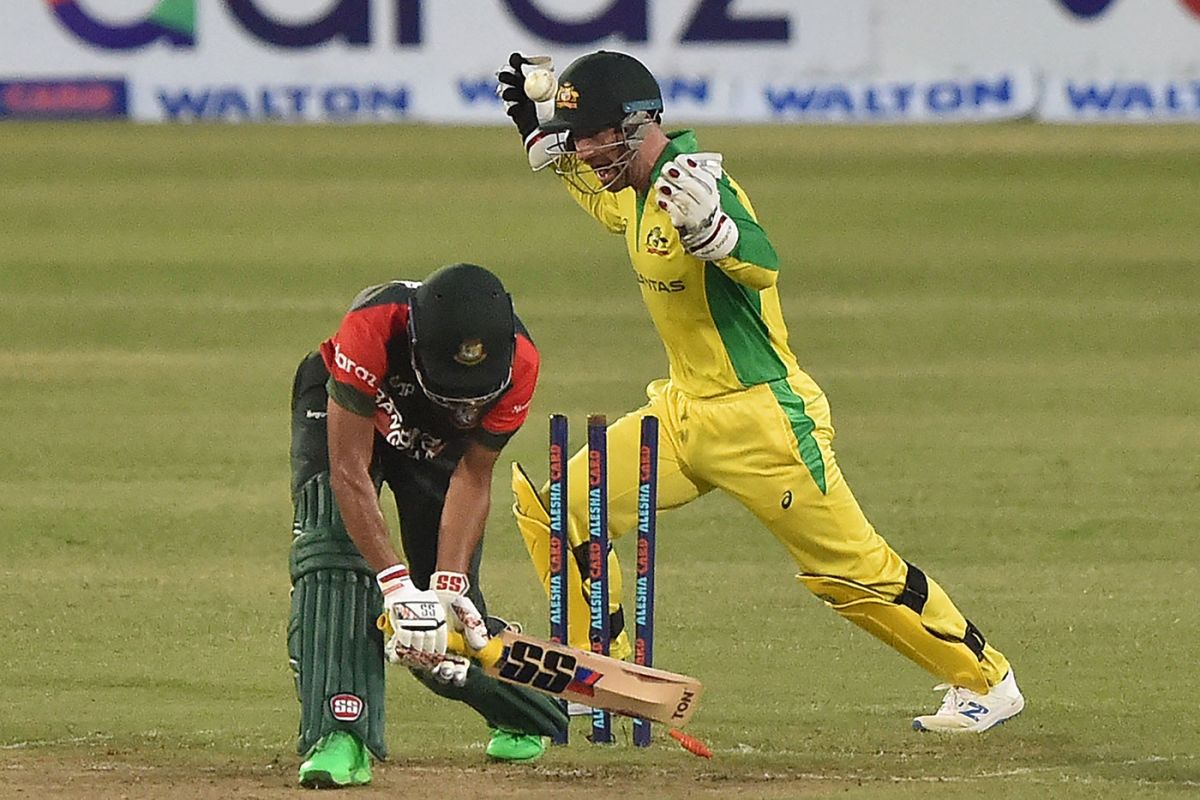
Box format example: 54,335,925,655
497,51,1025,733
288,263,566,789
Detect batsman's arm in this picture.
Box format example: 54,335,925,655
435,439,501,573
326,396,403,572
710,175,779,291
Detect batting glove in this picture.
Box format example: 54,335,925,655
430,570,492,653
654,153,740,261
377,564,447,664
428,653,471,686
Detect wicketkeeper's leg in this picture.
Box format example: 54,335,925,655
689,373,1012,693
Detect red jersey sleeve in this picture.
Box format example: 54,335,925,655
477,333,538,445
319,304,402,414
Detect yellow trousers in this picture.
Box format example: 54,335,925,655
516,372,1010,692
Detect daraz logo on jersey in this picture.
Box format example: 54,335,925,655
333,343,379,389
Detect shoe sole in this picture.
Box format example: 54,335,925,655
299,770,371,789
487,754,543,763
300,770,342,789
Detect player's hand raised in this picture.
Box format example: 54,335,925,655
496,52,541,140
655,153,740,261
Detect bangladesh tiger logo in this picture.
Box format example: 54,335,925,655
453,339,486,366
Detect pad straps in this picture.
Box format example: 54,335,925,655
897,562,986,661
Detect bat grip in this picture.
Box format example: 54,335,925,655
447,630,504,668
377,613,504,667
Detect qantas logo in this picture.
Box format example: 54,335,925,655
635,271,685,293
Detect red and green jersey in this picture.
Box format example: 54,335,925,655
319,281,538,459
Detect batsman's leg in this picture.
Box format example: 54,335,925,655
288,352,386,776
512,384,710,659
388,456,568,743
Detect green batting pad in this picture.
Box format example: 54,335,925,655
289,475,387,759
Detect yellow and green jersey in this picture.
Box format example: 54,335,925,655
560,130,799,398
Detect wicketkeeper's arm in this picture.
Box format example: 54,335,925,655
655,153,780,290
496,53,625,235
709,177,779,291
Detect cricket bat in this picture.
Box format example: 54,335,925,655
451,629,703,728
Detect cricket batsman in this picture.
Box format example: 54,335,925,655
497,51,1025,732
288,264,566,788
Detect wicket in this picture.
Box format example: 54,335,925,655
587,414,612,743
547,413,660,747
547,414,570,745
634,415,658,747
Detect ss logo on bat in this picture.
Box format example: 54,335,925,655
499,641,577,693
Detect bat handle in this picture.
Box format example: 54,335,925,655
447,630,504,667
377,614,505,668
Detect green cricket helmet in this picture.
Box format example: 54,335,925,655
408,263,515,408
540,50,663,139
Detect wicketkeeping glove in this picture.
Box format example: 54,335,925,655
653,153,740,261
496,52,542,141
496,52,564,172
430,570,491,653
377,564,447,664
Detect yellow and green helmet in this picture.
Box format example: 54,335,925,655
540,51,663,139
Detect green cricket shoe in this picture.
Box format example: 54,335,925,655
298,730,372,789
486,727,546,762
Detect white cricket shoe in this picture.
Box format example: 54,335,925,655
912,670,1024,733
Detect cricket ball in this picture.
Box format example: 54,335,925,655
524,68,557,103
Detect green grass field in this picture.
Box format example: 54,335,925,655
1,123,1198,798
